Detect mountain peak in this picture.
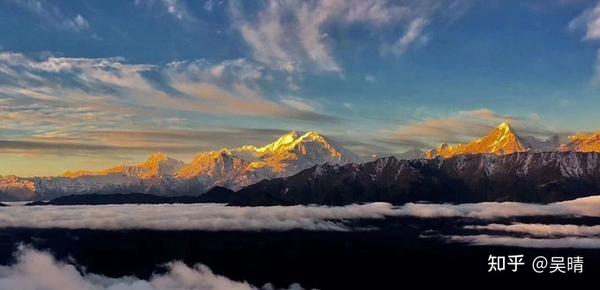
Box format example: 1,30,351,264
145,152,170,163
427,122,528,159
496,122,513,134
255,131,301,153
562,131,600,152
63,153,184,179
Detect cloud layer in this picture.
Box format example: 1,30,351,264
0,203,397,231
0,247,306,290
0,52,334,159
446,235,600,249
465,223,600,237
2,196,600,232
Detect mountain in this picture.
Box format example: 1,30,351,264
172,131,361,192
561,132,600,152
425,122,560,158
396,148,425,160
63,153,185,179
0,131,360,201
230,151,600,206
26,187,236,206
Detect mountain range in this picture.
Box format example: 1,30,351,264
3,123,600,202
424,122,561,158
0,131,360,201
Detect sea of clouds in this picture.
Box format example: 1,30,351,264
0,246,308,290
1,196,600,248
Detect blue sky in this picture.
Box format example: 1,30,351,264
1,0,600,176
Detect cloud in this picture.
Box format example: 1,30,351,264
389,16,430,55
445,235,600,248
395,195,600,219
0,203,397,231
386,108,564,149
9,0,91,32
63,14,90,32
230,0,470,74
0,247,306,290
465,223,600,237
164,59,337,121
135,0,197,22
0,53,337,156
204,0,222,12
569,1,600,40
3,196,600,231
569,3,600,83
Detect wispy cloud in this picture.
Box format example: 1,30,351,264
569,1,600,40
0,247,305,290
135,0,197,22
9,0,91,32
568,1,600,82
230,0,472,75
0,52,337,156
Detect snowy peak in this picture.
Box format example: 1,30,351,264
426,122,529,159
63,152,185,179
562,132,600,152
253,131,301,153
174,131,361,186
137,153,186,178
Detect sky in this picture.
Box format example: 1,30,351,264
1,0,600,176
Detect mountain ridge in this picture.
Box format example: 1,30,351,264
0,131,360,201
425,122,563,159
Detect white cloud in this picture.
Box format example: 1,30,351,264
135,0,197,21
364,75,376,83
465,223,600,237
230,0,465,74
0,247,306,290
204,0,222,12
569,1,600,40
446,235,600,248
569,3,600,83
0,203,397,231
390,17,429,55
3,196,600,231
10,0,91,32
63,14,90,32
395,195,600,219
0,53,335,146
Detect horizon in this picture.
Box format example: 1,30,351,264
3,121,594,178
2,0,600,176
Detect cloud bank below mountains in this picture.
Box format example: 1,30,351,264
0,247,306,290
445,235,600,249
0,203,396,231
2,196,600,232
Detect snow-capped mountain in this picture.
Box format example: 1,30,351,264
63,153,186,179
561,132,600,152
425,122,560,158
0,131,361,201
174,131,362,191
